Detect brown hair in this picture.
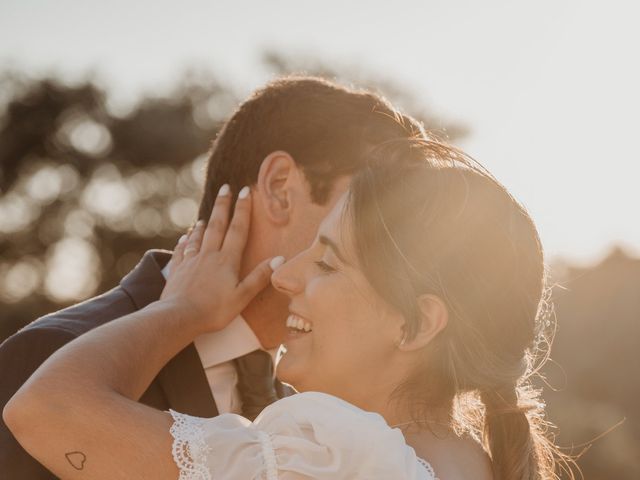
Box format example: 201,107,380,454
345,139,574,480
197,76,425,220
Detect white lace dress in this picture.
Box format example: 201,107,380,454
169,391,437,479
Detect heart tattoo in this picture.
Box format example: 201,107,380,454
65,451,87,470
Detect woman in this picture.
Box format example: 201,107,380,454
3,139,568,479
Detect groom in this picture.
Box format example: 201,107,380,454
0,76,424,478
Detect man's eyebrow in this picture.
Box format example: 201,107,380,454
319,234,349,264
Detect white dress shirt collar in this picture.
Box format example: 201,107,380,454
194,316,263,368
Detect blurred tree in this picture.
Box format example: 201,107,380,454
0,56,465,341
0,70,233,339
543,247,640,479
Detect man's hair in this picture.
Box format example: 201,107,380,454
197,76,425,220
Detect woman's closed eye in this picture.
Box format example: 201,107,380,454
314,260,337,274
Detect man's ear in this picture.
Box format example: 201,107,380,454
398,294,449,352
256,151,298,225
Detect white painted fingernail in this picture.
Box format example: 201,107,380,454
178,234,188,244
196,220,206,228
269,256,285,270
238,186,250,199
218,184,230,197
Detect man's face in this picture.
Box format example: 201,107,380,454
279,175,353,263
243,173,352,349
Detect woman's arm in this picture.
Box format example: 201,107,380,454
2,185,276,480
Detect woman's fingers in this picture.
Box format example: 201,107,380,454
169,233,189,271
184,220,205,258
221,186,252,259
202,184,232,252
160,184,284,331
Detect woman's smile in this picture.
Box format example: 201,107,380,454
283,312,314,347
285,313,313,334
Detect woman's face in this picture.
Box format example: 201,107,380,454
271,195,405,404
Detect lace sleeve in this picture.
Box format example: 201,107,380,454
417,457,438,480
168,396,437,480
169,410,213,480
168,410,276,480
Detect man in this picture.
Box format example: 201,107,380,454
0,76,425,478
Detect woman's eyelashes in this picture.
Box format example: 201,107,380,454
314,260,337,274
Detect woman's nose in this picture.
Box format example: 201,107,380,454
271,253,305,296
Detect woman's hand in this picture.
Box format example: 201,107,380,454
2,185,286,480
161,184,283,333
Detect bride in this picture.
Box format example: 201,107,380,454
3,138,567,479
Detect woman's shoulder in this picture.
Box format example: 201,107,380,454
170,392,438,479
264,390,366,410
256,391,395,430
257,392,438,478
409,429,493,480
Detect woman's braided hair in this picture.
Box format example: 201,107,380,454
345,138,576,480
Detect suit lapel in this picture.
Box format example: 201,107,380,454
120,250,218,417
156,343,218,417
120,249,171,311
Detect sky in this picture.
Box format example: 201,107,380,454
1,0,638,263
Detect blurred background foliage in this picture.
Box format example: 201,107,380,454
0,54,637,478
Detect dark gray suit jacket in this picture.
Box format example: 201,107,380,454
0,249,270,479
